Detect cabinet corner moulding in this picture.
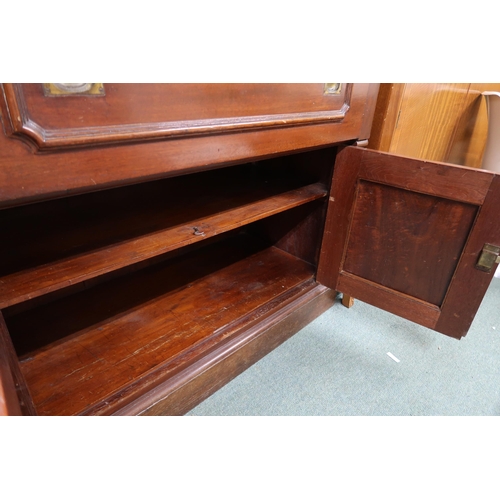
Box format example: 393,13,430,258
1,83,352,152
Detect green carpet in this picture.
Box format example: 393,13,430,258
188,278,500,416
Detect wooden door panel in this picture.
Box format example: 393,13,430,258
343,180,478,306
317,146,500,339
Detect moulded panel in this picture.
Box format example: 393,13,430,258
2,83,352,151
317,146,500,339
343,180,478,306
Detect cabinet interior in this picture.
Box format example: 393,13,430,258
0,146,337,416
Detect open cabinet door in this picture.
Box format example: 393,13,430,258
317,146,500,339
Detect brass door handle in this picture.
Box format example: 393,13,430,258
476,244,500,272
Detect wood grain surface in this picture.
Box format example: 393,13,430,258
0,84,378,208
0,162,326,309
317,146,498,339
4,84,350,150
9,235,315,415
369,83,500,168
343,180,477,305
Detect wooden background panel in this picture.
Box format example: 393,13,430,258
369,83,500,168
447,83,500,168
343,180,478,306
388,83,470,162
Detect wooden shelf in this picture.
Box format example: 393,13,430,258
0,165,327,309
5,234,316,416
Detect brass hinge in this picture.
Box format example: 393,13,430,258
476,244,500,272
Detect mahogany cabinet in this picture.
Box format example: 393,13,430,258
0,83,498,416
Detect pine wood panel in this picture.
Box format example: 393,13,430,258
389,84,470,161
366,84,405,153
369,83,500,168
448,83,500,168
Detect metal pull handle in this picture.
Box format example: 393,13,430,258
43,83,105,96
476,244,500,272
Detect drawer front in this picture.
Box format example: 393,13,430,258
0,83,379,207
4,83,351,151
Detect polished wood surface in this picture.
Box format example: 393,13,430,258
0,312,35,415
343,180,477,305
317,146,499,339
133,285,336,416
3,84,350,150
0,84,379,208
6,83,496,415
435,174,500,335
1,83,380,416
0,312,22,416
9,235,315,415
448,83,500,167
0,161,327,309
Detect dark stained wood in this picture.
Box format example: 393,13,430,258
0,313,22,416
0,83,381,417
0,164,326,309
317,145,498,339
252,147,335,265
357,148,492,205
2,82,498,417
8,235,316,415
343,180,478,306
128,285,336,416
0,312,35,415
255,201,327,266
0,84,376,208
317,146,363,290
3,84,351,151
435,174,500,337
337,272,441,329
